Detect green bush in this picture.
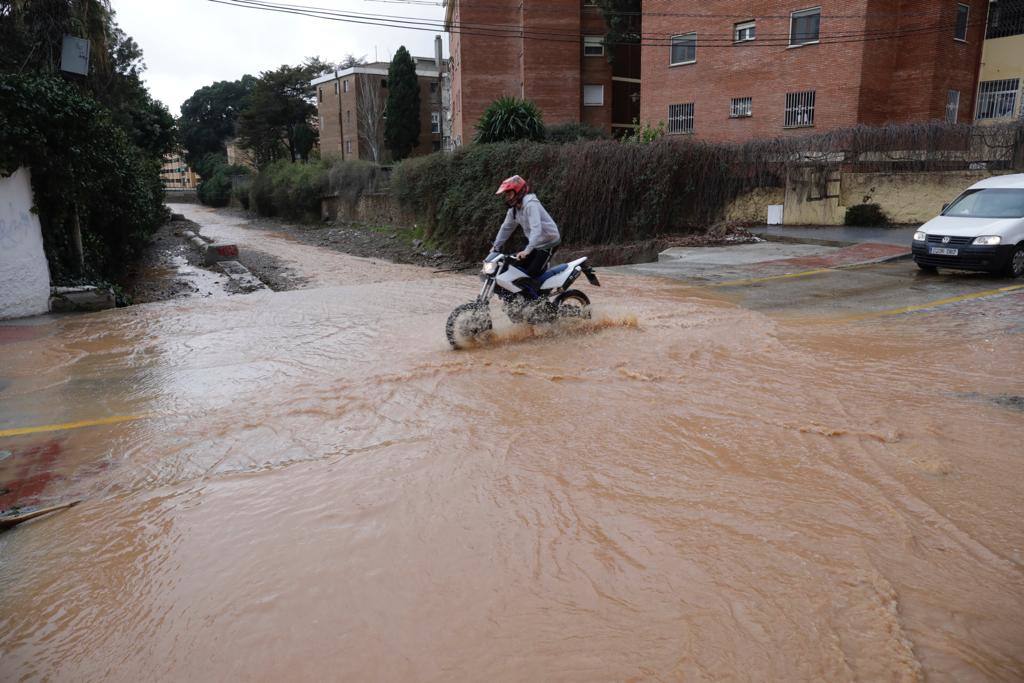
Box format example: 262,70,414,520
475,97,546,144
197,158,251,208
0,73,168,281
845,203,889,226
546,122,607,144
248,159,329,221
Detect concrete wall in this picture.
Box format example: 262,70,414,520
840,170,1014,224
723,187,786,224
0,168,51,320
323,192,416,228
783,169,1014,225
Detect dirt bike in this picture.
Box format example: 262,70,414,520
446,251,601,349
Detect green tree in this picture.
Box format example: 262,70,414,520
237,59,325,167
0,0,114,75
475,97,545,144
0,1,174,158
179,76,257,167
1,73,168,280
384,46,421,161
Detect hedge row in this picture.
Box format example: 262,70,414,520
390,140,772,259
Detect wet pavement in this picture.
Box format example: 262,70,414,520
1,208,1023,681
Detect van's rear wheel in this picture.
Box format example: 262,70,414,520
555,290,591,319
446,303,492,349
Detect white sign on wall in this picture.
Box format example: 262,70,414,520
61,35,91,76
0,168,52,320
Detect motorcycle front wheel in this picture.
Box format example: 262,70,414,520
446,303,493,349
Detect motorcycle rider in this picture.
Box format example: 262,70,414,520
492,175,561,285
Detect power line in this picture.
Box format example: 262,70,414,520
364,0,988,20
222,0,990,40
207,0,995,49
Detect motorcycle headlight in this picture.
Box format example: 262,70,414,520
482,262,498,275
913,231,927,242
972,235,1001,246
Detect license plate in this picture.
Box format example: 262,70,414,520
929,247,958,256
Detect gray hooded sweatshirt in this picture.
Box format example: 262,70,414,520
492,194,561,255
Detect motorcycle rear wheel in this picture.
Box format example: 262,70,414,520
555,290,592,319
446,303,493,349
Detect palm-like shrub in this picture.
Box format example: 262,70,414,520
475,97,546,144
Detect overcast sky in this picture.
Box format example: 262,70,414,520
112,0,448,116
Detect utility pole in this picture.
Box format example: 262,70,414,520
435,35,445,151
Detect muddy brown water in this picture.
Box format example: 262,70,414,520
1,253,1022,681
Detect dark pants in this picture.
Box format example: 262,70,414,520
516,247,556,279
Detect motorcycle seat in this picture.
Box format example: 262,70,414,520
537,264,568,284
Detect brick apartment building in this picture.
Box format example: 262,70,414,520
444,0,641,146
640,1,988,142
976,0,1024,123
313,57,448,162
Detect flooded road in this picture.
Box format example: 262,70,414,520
1,232,1023,680
180,204,443,289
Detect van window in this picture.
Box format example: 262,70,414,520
943,189,1024,218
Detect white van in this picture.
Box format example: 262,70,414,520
912,174,1024,278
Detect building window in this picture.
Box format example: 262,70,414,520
976,79,1020,120
583,84,604,106
318,87,323,102
334,82,340,95
343,79,350,93
668,103,694,134
431,111,441,133
381,79,388,88
790,8,821,46
346,110,351,123
731,97,753,118
583,35,605,56
946,90,960,123
784,91,816,127
430,81,438,94
345,140,352,155
987,0,1024,39
955,3,970,41
670,33,697,66
734,20,756,42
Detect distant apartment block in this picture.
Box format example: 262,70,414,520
160,152,198,190
975,0,1024,123
444,0,642,146
641,1,988,142
313,56,448,162
225,138,256,169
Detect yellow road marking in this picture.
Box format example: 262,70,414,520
845,284,1024,321
0,414,150,439
712,268,833,287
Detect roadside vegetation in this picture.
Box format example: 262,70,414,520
0,0,174,283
